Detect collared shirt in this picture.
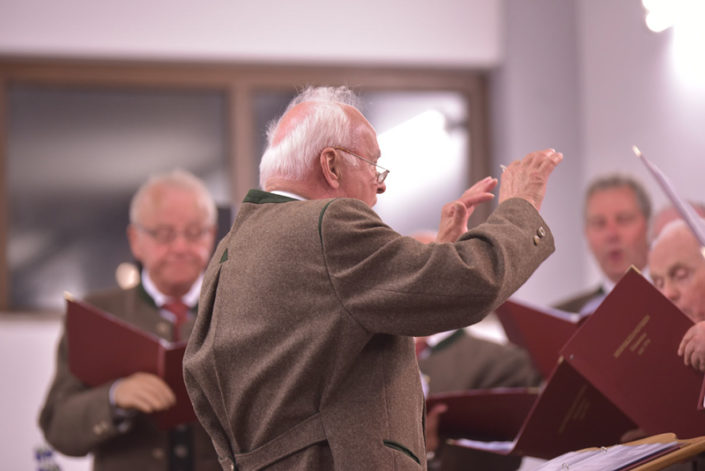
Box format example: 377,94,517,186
270,190,306,201
141,269,202,321
581,266,650,315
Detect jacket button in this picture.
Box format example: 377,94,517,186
174,444,189,458
537,226,546,238
92,421,108,435
533,234,541,246
157,322,171,336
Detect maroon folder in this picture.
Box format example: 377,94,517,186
495,298,588,379
426,388,539,441
65,297,196,429
450,268,705,459
560,268,705,438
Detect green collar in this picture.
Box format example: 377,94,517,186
430,329,465,353
243,189,297,204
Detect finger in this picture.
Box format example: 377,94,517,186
679,328,696,356
429,403,448,415
471,177,498,192
466,176,495,191
532,152,563,176
119,373,176,410
461,178,498,200
693,355,705,372
682,342,694,367
458,192,495,208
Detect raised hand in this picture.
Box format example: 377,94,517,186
436,176,497,243
498,148,563,211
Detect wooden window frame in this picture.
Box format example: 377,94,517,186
0,57,491,312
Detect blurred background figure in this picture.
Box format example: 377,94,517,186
38,169,221,471
555,174,651,315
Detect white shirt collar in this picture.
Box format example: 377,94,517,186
426,330,458,348
141,269,203,307
270,190,306,201
600,265,650,295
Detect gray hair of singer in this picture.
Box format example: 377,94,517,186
129,169,217,226
651,217,705,249
258,86,363,189
583,174,652,222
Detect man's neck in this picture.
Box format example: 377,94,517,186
265,176,336,201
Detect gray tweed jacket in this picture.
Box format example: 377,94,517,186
183,190,555,471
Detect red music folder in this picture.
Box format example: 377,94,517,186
447,360,638,459
65,296,196,429
495,298,588,378
449,268,705,459
426,388,539,441
559,268,705,438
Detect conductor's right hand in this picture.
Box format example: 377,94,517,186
113,372,176,413
498,148,563,211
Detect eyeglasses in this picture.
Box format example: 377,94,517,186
332,146,390,184
135,223,212,244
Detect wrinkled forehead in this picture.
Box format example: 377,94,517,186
344,106,379,154
139,185,206,222
586,186,641,217
651,225,703,265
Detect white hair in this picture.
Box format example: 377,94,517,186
651,217,705,250
130,168,217,226
258,86,363,188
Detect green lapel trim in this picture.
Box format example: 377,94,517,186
430,329,465,353
220,248,229,263
243,189,297,204
137,282,159,310
318,199,336,244
382,440,420,465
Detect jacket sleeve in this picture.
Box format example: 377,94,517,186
319,197,555,336
38,328,125,456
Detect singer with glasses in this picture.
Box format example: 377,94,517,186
39,169,221,471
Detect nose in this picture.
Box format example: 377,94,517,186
662,280,680,304
376,181,386,194
603,220,620,239
168,233,191,251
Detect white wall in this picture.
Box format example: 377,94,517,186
0,0,503,67
490,0,585,306
0,315,90,470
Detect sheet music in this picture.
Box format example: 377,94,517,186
535,441,679,471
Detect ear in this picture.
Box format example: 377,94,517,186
320,148,342,189
126,224,143,261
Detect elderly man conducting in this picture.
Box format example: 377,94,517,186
183,86,562,471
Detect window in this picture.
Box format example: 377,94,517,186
0,59,489,311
